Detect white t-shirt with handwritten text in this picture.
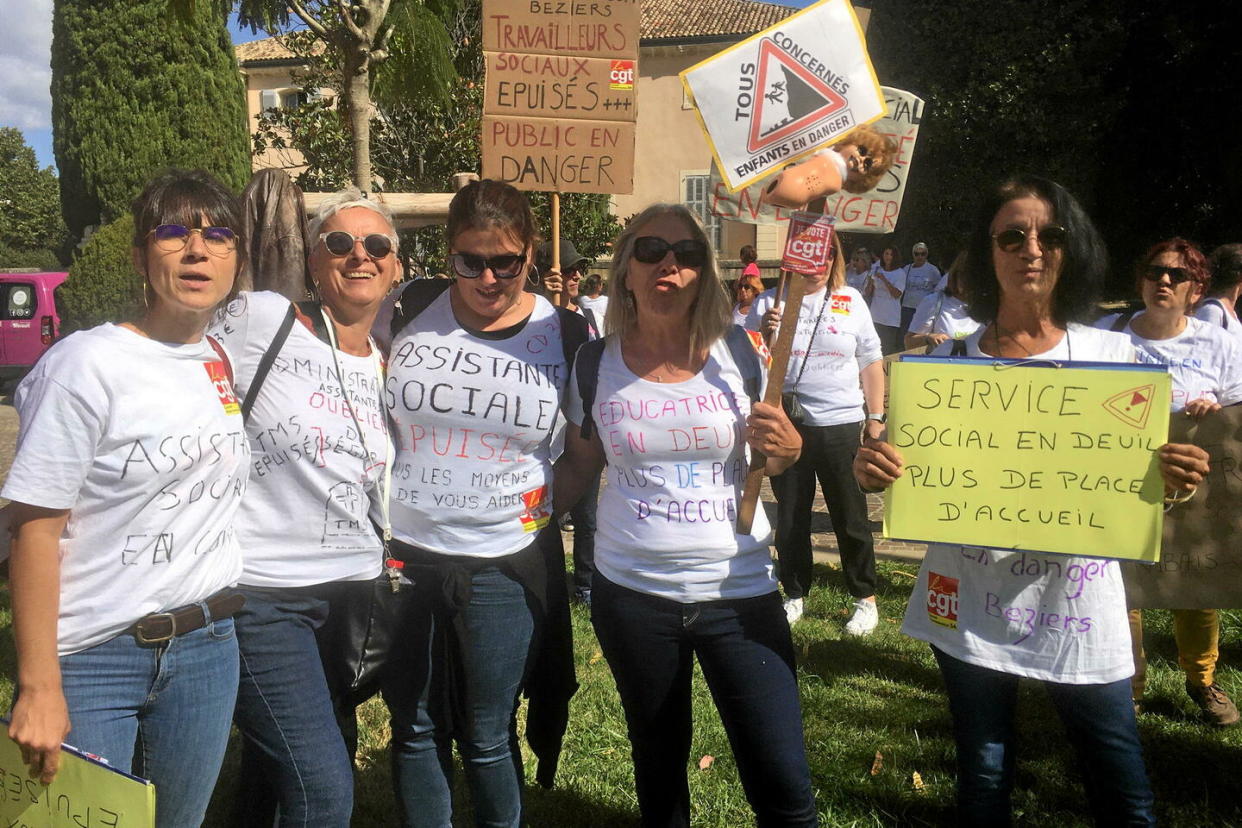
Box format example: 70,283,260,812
746,285,882,426
2,325,249,656
908,292,981,341
210,291,390,587
566,336,775,601
1094,313,1242,413
902,324,1140,683
868,267,906,327
386,291,568,557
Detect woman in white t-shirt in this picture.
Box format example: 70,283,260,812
1196,243,1242,342
869,245,906,353
4,170,250,827
557,204,812,826
378,180,589,827
904,257,982,350
210,190,398,826
854,175,1209,826
1096,237,1242,727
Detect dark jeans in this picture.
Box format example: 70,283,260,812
232,582,368,827
932,646,1156,827
900,305,918,335
772,421,877,601
384,563,538,828
570,471,601,594
592,575,817,828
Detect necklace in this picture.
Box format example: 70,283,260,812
991,323,1034,357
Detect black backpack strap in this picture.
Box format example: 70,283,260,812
950,338,968,357
556,306,590,371
1110,310,1136,333
390,279,453,339
575,338,608,440
1210,298,1230,327
580,307,600,339
723,324,762,404
242,303,298,422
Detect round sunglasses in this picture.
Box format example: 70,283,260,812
449,252,526,279
991,225,1069,253
632,236,709,267
319,231,396,259
148,224,237,256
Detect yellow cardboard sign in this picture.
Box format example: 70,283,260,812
884,358,1171,561
1,729,155,827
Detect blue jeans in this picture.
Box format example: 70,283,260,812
384,563,537,828
591,575,817,828
232,583,364,827
58,618,239,828
932,646,1156,827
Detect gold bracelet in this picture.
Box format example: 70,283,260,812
1163,488,1197,506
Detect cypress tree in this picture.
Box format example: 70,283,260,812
51,0,251,239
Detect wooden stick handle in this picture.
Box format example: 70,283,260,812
550,193,563,307
737,271,808,534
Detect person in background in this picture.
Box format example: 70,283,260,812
845,246,873,294
899,242,942,335
4,169,249,827
740,244,761,281
748,242,884,632
733,270,764,327
578,272,610,333
869,245,906,353
1196,243,1242,342
538,239,598,337
1097,237,1242,727
556,203,814,827
855,174,1210,826
904,252,981,350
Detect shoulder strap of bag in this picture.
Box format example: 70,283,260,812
575,338,608,440
791,292,829,394
556,306,590,369
1110,310,1136,333
390,279,453,339
1209,297,1230,327
241,303,298,422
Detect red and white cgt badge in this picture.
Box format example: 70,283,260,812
519,485,552,533
926,572,960,629
205,361,241,416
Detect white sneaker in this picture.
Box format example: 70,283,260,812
844,599,879,636
783,597,804,625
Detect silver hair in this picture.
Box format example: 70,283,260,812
307,187,398,251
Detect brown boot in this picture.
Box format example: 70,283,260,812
1185,681,1241,726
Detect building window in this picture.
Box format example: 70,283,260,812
259,89,307,111
683,173,722,249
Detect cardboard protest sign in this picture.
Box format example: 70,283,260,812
482,0,638,194
709,86,924,232
1,728,155,827
781,211,835,275
1125,405,1242,608
680,0,884,192
884,357,1171,561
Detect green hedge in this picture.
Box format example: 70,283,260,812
58,216,142,333
0,243,63,272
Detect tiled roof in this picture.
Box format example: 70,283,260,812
236,0,799,64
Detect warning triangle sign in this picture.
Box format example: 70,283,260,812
1102,384,1155,429
747,37,849,154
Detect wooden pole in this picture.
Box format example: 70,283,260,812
736,271,807,534
550,192,563,307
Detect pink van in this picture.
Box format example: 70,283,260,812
1,271,68,382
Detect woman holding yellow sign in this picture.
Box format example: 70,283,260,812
853,175,1209,826
1097,237,1242,726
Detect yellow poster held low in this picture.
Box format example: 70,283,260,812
884,357,1171,562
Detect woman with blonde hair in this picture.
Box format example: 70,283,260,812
557,204,813,826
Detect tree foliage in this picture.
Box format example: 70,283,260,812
51,0,251,240
0,128,68,265
58,215,142,332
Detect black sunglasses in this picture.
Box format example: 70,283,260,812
1143,265,1192,284
320,231,395,259
991,226,1069,253
449,252,526,279
632,236,709,267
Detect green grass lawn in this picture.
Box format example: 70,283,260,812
5,559,1242,826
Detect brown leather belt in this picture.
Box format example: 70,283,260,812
129,589,246,645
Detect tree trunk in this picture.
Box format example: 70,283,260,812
346,55,372,192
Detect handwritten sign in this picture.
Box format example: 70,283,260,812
1125,405,1242,608
680,0,884,192
884,357,1172,561
482,0,638,194
708,86,924,233
1,729,155,827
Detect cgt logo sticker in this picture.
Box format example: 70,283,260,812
205,360,240,416
926,571,960,629
610,60,635,90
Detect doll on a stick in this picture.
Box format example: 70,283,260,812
760,124,898,209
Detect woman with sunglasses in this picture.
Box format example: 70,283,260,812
733,255,763,326
854,175,1210,826
4,170,249,827
378,179,588,827
556,204,813,827
209,188,398,826
1096,238,1242,727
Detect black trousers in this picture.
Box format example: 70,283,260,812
772,420,877,600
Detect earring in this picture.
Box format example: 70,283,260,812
527,264,541,287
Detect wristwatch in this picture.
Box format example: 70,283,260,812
865,413,886,425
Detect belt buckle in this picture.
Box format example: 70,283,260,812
135,612,178,644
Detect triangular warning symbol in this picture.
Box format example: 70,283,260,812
1103,384,1155,429
747,38,849,154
